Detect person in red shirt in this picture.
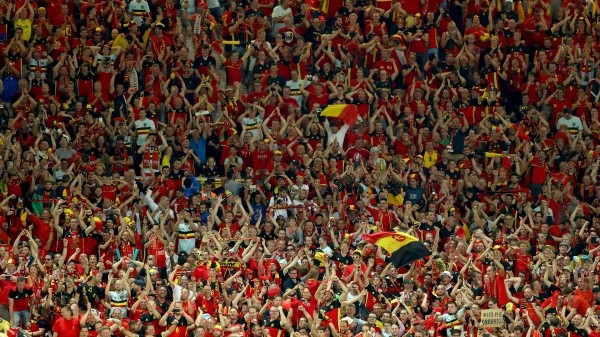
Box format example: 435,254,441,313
299,80,334,111
52,306,81,337
0,259,18,321
216,46,252,86
345,138,370,162
365,198,400,232
195,285,218,316
87,81,109,113
250,139,272,172
564,287,591,317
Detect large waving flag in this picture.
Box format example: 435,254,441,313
362,232,431,267
320,104,359,126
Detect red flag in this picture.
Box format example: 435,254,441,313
495,273,509,306
517,124,530,141
244,284,254,298
322,307,340,331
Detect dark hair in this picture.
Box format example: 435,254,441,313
62,306,73,315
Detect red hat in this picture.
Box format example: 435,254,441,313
91,270,100,276
198,1,208,9
318,16,326,22
267,284,281,298
265,259,281,270
306,279,318,294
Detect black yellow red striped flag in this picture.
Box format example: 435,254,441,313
362,232,431,267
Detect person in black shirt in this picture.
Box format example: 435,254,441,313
180,66,201,104
304,16,325,44
76,271,105,310
252,50,274,79
199,157,222,178
193,45,217,75
266,64,286,92
282,267,301,292
495,0,520,24
28,304,50,336
160,303,193,330
262,306,288,336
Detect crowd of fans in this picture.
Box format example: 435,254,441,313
0,0,599,336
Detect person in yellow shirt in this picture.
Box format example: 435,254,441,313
13,1,34,41
422,141,439,169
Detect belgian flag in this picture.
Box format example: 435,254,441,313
362,232,431,267
320,104,359,126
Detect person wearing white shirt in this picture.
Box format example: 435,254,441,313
144,189,175,222
556,109,583,136
286,70,304,107
271,0,292,35
325,120,350,146
128,0,150,25
269,188,293,219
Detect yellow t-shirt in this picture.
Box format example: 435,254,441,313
14,19,32,41
423,151,438,168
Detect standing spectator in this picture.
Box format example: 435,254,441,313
8,276,33,328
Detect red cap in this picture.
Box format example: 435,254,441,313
265,259,280,270
318,16,326,22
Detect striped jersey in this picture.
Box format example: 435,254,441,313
128,0,150,25
135,118,156,146
177,222,197,254
109,289,129,317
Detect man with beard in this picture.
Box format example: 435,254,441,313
32,180,58,212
